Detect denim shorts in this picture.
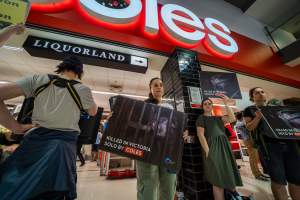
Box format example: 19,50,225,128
265,142,300,185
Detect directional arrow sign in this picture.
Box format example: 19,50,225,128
130,55,148,67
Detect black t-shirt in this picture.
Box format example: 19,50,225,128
243,106,258,120
243,105,286,143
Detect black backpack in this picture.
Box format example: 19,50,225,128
15,74,102,144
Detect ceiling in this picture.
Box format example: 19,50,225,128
281,13,300,39
245,0,300,37
224,0,256,12
0,28,168,110
225,0,300,66
224,0,300,38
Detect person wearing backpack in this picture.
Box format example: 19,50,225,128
0,56,97,200
243,87,300,200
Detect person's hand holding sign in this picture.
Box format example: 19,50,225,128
106,112,113,120
183,130,189,143
0,23,26,47
8,23,26,35
216,93,237,124
215,92,230,105
255,109,263,120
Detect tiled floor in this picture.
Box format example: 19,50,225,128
236,160,273,200
77,161,136,200
77,160,274,200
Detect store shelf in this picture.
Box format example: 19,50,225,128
234,126,249,162
109,156,128,160
102,152,135,176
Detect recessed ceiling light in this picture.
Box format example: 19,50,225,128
92,90,147,99
214,103,236,108
0,80,149,99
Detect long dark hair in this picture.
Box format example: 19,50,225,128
145,77,161,104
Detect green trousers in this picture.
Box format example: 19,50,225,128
136,161,177,200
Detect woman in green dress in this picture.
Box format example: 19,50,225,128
196,94,243,200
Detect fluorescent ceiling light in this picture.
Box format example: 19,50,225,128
92,90,147,99
91,91,174,101
0,81,238,106
214,103,236,108
0,81,236,107
2,45,23,51
0,80,152,100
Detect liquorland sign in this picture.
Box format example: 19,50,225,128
23,36,148,73
31,0,239,58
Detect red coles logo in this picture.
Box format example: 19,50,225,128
31,0,239,59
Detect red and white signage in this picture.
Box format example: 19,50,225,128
28,0,300,88
31,0,238,58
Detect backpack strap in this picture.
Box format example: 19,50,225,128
32,74,85,114
65,81,85,113
22,75,59,117
49,75,84,114
33,74,59,97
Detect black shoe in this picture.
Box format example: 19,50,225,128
80,162,85,167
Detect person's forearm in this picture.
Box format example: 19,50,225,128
0,27,15,47
225,104,236,123
0,100,19,131
4,131,13,141
198,134,209,153
245,117,260,131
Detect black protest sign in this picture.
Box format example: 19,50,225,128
260,106,300,140
200,71,242,99
99,96,187,172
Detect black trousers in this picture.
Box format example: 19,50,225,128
76,143,85,165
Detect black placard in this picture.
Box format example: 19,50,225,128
200,71,242,99
99,96,187,172
23,36,148,73
260,106,300,140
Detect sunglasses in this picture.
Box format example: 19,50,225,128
203,102,212,106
